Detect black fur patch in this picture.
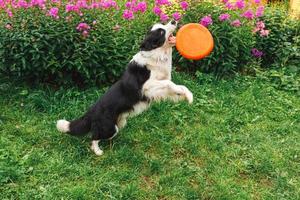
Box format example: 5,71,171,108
68,61,150,140
140,28,166,51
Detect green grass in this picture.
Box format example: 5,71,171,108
0,73,299,199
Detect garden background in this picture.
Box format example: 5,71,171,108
0,0,299,199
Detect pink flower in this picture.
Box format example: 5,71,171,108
18,0,28,8
160,13,169,22
92,20,97,25
200,15,213,27
82,30,89,37
235,0,245,9
66,4,73,12
90,2,99,9
48,7,59,19
231,19,241,27
125,1,132,9
123,9,134,20
256,21,265,29
110,1,117,8
52,0,60,4
76,0,88,9
180,1,189,10
256,6,264,17
5,23,12,30
251,48,263,58
29,0,46,9
155,0,170,6
241,9,254,20
101,0,117,9
153,6,162,15
254,0,260,4
65,4,80,13
253,20,269,36
172,12,181,21
219,13,230,21
260,29,270,37
76,22,91,32
225,2,234,10
0,0,6,8
6,9,13,18
135,2,147,13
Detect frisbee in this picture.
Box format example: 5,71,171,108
176,23,214,60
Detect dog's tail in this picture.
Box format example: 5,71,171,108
56,115,91,136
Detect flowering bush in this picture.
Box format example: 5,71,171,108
254,7,300,69
0,0,298,84
176,2,259,76
0,0,191,84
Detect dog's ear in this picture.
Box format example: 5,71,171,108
140,28,166,51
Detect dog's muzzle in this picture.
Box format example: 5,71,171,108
166,20,177,45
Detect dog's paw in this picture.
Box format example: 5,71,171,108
91,146,103,156
91,141,104,156
185,90,193,104
56,119,70,133
178,86,193,104
94,149,103,156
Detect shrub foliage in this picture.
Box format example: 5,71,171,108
175,2,255,77
0,1,299,85
0,9,154,85
256,8,300,69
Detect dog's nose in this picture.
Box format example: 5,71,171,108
171,20,176,25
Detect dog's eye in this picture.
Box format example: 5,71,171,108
160,30,164,35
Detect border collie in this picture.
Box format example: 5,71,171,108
57,20,193,156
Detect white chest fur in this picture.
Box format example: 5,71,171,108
118,47,174,129
132,47,173,80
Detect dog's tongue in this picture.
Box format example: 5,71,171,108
168,35,176,44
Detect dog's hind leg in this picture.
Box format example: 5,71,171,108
91,120,118,156
109,125,119,150
117,113,128,130
91,140,103,156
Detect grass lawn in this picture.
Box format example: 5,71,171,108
0,73,299,199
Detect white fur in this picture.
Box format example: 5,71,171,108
117,113,128,130
56,119,70,133
133,21,176,81
116,101,150,130
133,21,193,105
91,126,118,156
91,140,103,156
64,21,193,156
133,48,172,80
118,21,194,133
108,125,119,140
131,101,150,117
142,80,193,104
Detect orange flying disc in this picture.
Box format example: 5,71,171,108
176,23,214,60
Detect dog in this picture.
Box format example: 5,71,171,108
56,20,193,156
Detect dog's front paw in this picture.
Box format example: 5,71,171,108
185,90,193,104
178,86,193,104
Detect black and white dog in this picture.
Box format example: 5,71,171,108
56,20,193,156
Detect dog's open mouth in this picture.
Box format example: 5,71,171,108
168,34,176,44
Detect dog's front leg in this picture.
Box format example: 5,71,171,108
143,80,193,104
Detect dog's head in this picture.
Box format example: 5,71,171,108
140,20,178,51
